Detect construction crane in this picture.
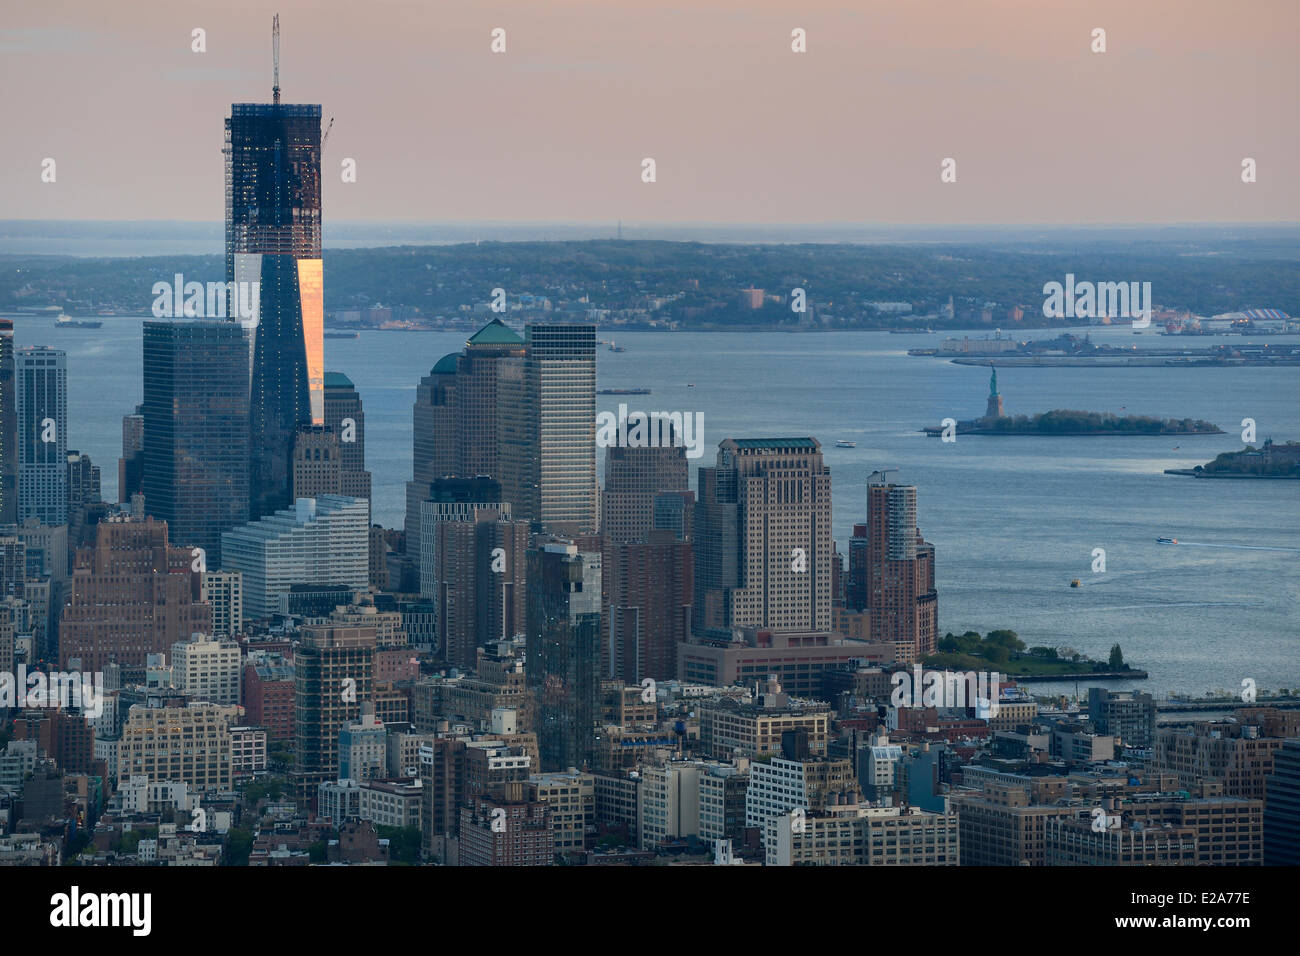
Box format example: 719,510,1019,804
322,116,334,150
272,14,280,104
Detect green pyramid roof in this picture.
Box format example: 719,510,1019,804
467,318,524,346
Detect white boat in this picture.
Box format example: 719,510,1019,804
835,440,857,448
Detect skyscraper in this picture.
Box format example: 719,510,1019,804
141,320,250,566
431,508,529,671
846,479,937,659
0,319,16,525
607,529,693,683
404,319,526,583
504,324,598,534
16,346,67,526
323,372,372,508
226,27,324,520
118,405,144,505
526,542,602,771
601,441,688,546
221,495,369,620
291,623,376,803
58,516,211,678
291,424,341,499
693,438,832,637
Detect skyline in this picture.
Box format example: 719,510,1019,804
0,0,1296,902
2,0,1297,225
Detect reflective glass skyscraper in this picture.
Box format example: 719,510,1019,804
16,346,67,526
0,319,16,525
225,53,323,520
142,320,250,567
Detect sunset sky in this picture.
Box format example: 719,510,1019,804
2,0,1296,224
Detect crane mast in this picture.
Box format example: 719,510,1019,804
272,14,281,104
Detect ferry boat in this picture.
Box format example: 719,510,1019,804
834,440,857,448
1156,537,1178,545
608,340,626,352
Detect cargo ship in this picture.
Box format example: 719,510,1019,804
54,313,103,329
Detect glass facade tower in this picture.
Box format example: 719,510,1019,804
225,99,324,519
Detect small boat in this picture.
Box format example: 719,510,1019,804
1157,537,1178,545
608,340,626,352
597,388,651,395
1070,579,1081,588
835,440,857,448
686,383,695,387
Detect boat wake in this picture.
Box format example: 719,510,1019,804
1175,541,1300,554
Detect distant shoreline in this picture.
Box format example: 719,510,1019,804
1164,469,1300,479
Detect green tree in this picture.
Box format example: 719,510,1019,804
1109,644,1125,669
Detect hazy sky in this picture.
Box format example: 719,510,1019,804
3,0,1297,224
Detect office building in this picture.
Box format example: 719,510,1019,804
141,320,250,565
0,319,15,525
526,542,602,771
118,406,144,505
459,781,553,866
339,703,386,782
291,424,340,499
1264,738,1300,866
845,478,938,659
509,324,597,533
404,319,526,584
291,624,377,801
65,450,100,525
527,770,595,860
221,495,368,620
606,530,693,683
58,517,211,677
601,441,688,546
201,570,243,639
766,804,959,867
171,634,242,705
320,372,371,508
429,506,528,671
16,346,67,525
227,51,324,519
119,701,240,791
694,438,832,636
1088,687,1157,749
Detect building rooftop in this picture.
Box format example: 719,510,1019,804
727,438,819,451
467,318,524,347
431,353,459,375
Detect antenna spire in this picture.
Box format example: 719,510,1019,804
272,14,281,104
